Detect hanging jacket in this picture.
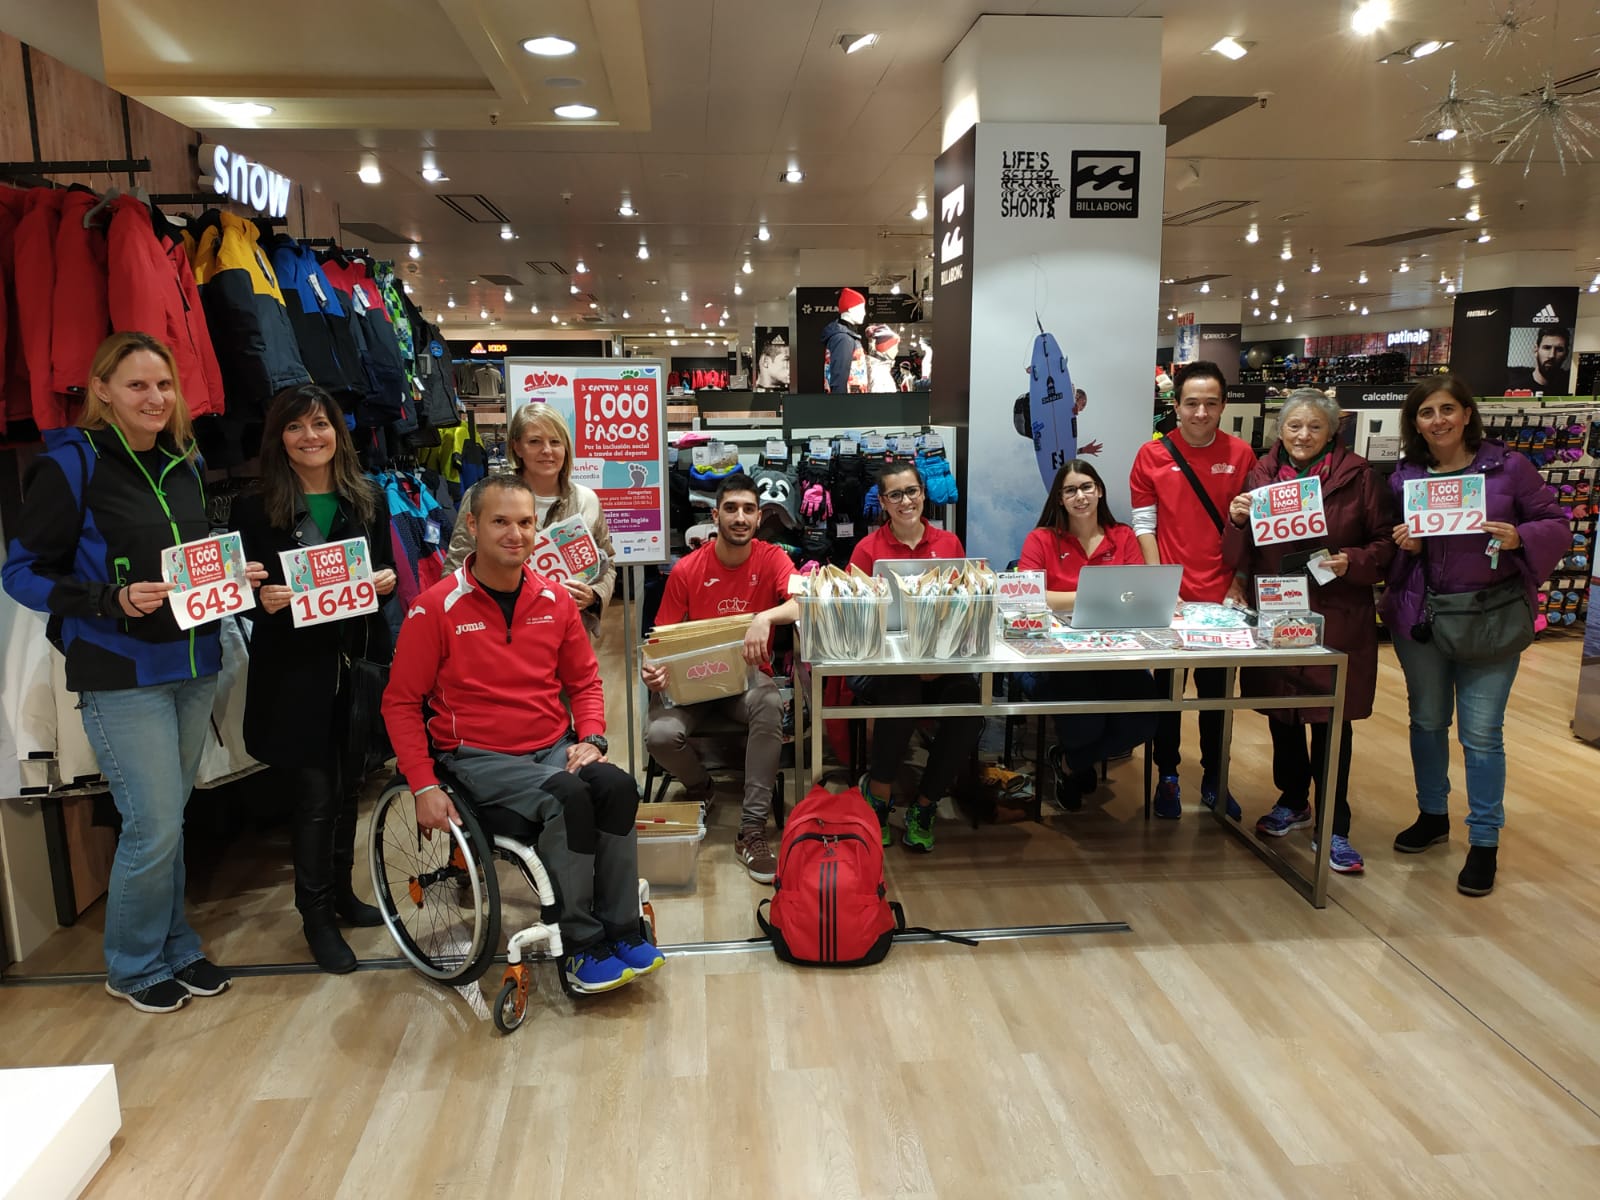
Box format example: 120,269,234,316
403,296,460,430
265,235,365,407
187,210,310,416
319,255,411,428
822,318,867,394
373,261,416,365
2,426,222,692
0,186,32,437
52,188,112,397
106,196,226,418
13,188,77,429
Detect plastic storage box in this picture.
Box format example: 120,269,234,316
637,826,708,892
902,591,997,659
644,639,751,706
799,593,890,662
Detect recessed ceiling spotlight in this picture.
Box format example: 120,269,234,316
909,199,928,221
1270,310,1279,321
1211,36,1250,60
1253,307,1261,317
435,312,444,323
408,244,421,260
618,201,636,217
671,338,679,346
479,308,488,319
1351,1,1391,37
742,259,753,275
523,36,577,57
1245,224,1260,244
1436,126,1459,142
781,168,805,184
1249,287,1260,300
721,309,730,320
357,157,381,185
1271,297,1279,307
1361,306,1370,315
1358,270,1368,284
1477,229,1492,243
446,297,456,308
1446,282,1456,293
637,243,650,260
1349,302,1358,311
554,104,598,120
530,304,539,314
680,290,689,302
420,165,445,183
1398,259,1410,273
1456,170,1475,190
503,289,514,302
704,301,715,309
733,282,743,295
1309,261,1321,273
589,302,598,309
575,259,588,274
1199,281,1211,294
757,224,772,241
1464,203,1481,221
500,226,516,240
570,283,580,295
622,309,631,318
660,307,669,315
1285,313,1293,324
1281,246,1293,261
839,33,879,54
1275,280,1285,293
890,282,901,295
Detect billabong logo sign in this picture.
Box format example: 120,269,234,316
938,184,966,284
1531,303,1560,324
1070,151,1140,218
1000,150,1064,219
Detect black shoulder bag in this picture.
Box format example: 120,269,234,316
1416,539,1533,664
1160,435,1225,534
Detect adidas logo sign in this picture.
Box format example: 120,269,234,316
1532,304,1560,324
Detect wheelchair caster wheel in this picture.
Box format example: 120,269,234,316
493,965,531,1034
641,901,657,944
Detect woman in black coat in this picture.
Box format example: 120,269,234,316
231,384,398,972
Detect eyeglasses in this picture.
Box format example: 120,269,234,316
884,486,923,504
1060,482,1098,498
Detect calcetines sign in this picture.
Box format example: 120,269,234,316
198,143,292,219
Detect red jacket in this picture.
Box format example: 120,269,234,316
13,189,76,429
52,190,111,397
382,559,606,792
107,196,225,417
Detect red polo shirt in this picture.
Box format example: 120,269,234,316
1128,432,1255,601
849,521,965,572
655,537,792,670
1018,523,1145,592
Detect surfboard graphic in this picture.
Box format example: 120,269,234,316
1024,325,1075,491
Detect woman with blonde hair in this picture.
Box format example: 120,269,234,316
445,402,617,635
3,331,266,1013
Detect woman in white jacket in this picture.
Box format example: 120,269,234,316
443,403,617,636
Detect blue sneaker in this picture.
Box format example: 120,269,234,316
1154,775,1181,820
1200,778,1243,821
1327,835,1365,875
612,932,665,976
562,944,635,994
1255,804,1313,838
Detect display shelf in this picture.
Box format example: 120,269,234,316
0,1065,121,1200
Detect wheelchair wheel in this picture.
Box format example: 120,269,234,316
492,966,530,1035
370,781,501,986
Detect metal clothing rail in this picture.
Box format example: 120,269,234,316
0,158,152,178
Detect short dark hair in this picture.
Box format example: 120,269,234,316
874,460,924,523
468,474,535,518
1400,374,1485,466
1174,360,1227,400
715,472,760,506
1035,459,1120,534
1537,326,1571,347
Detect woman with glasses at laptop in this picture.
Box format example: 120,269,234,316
1223,387,1395,876
847,461,983,854
1016,459,1157,810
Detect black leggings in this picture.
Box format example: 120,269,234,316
1153,667,1227,778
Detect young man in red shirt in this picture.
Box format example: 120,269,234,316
1128,360,1256,820
643,474,799,883
382,476,658,995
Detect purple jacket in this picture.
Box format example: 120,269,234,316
1380,442,1567,640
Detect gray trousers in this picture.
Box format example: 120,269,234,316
645,671,782,830
442,738,640,951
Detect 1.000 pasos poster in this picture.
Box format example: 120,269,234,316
506,357,668,566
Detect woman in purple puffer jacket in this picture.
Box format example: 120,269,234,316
1380,375,1566,897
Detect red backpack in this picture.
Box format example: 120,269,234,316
758,784,901,966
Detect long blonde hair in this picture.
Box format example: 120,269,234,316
80,332,198,460
508,402,574,496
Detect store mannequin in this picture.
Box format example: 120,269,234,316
822,287,868,393
864,325,900,392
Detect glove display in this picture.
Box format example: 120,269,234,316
801,482,833,520
862,485,881,520
918,451,959,505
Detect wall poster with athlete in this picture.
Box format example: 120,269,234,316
505,356,669,566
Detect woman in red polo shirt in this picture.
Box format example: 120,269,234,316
847,462,981,853
1018,459,1157,810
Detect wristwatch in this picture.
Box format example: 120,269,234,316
580,733,609,755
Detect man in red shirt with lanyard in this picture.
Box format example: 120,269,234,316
1129,360,1255,820
643,474,799,883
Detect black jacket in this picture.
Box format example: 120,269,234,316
230,485,394,769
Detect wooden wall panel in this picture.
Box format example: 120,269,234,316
0,34,34,162
28,46,127,191
127,98,199,194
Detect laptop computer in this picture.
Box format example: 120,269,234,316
1070,564,1184,630
872,558,974,632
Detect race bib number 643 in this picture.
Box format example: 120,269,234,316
161,533,255,630
1249,477,1328,547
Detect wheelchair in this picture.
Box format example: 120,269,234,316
368,762,655,1035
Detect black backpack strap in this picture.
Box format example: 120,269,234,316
889,904,979,947
1160,435,1225,535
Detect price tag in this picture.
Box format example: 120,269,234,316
834,520,855,539
808,438,832,458
161,532,255,630
837,439,858,456
1249,477,1329,547
888,436,913,454
308,273,328,308
765,439,787,461
279,538,378,629
691,446,711,467
862,435,887,453
995,570,1048,607
1255,575,1311,613
787,573,809,596
1180,628,1258,651
920,434,944,453
1403,475,1487,538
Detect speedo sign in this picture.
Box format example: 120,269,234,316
199,143,292,219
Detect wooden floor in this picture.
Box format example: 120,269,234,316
3,636,1600,1197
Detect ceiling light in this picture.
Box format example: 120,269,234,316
1456,171,1475,190
671,338,679,346
1351,1,1391,36
554,104,598,120
680,290,689,302
1398,260,1410,273
660,307,669,315
1446,282,1456,294
909,199,928,221
890,282,901,295
1175,161,1202,191
637,244,650,260
1477,230,1491,243
421,165,443,183
1439,272,1450,284
840,33,879,54
622,309,630,318
1410,39,1446,58
435,313,444,323
1249,287,1260,301
589,302,598,309
1361,306,1370,316
1464,203,1481,221
1271,297,1279,307
718,319,725,327
1349,302,1358,311
446,297,456,308
408,244,421,260
571,283,581,295
1590,282,1598,294
503,289,514,302
1310,261,1321,273
1211,36,1249,60
700,322,707,331
551,313,560,324
575,259,588,274
500,226,516,240
479,308,488,319
1275,280,1285,293
402,282,413,294
757,224,771,241
357,158,381,185
206,99,274,120
1281,246,1293,261
1270,311,1279,321
1245,224,1259,244
704,301,714,309
742,259,753,275
1253,307,1261,317
1199,281,1211,294
721,309,730,320
781,168,805,184
1437,126,1459,142
530,304,539,314
618,201,636,217
1358,270,1368,284
1285,314,1293,324
523,36,577,56
733,282,743,295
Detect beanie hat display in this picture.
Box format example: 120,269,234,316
869,324,900,355
838,287,866,312
752,468,801,529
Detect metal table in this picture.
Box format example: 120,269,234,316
794,634,1348,908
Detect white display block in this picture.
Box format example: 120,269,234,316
0,1065,121,1200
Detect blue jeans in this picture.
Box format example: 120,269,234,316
80,675,218,991
1392,636,1520,847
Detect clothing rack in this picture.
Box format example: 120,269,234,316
0,158,152,182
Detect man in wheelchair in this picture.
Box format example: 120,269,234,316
382,476,661,995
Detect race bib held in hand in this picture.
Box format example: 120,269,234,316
1403,475,1487,538
1249,477,1328,547
162,532,255,630
528,515,604,584
279,537,378,629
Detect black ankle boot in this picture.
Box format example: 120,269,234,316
304,920,358,974
1393,812,1450,854
1457,845,1498,896
335,891,383,928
